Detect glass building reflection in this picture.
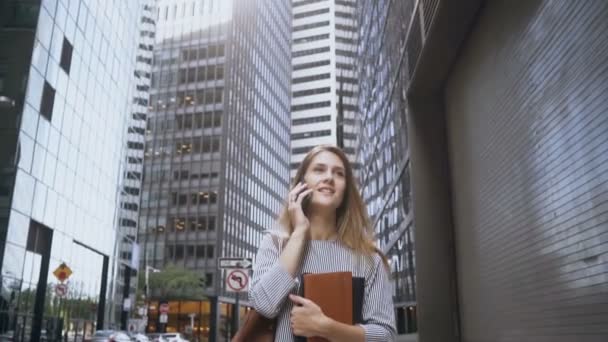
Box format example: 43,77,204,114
0,0,147,341
355,0,418,334
138,0,291,340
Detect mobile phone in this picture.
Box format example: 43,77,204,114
302,191,312,213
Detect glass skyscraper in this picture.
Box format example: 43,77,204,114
138,0,291,339
113,0,156,331
355,0,418,334
0,0,147,341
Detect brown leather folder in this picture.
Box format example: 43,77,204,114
303,272,353,342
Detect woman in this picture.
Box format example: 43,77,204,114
249,145,396,341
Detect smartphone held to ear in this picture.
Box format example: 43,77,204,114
302,192,312,211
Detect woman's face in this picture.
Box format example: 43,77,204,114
302,151,347,211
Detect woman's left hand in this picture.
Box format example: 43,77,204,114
289,294,330,337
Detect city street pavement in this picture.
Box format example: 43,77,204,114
397,334,418,342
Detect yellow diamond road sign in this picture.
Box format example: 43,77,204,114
53,263,73,282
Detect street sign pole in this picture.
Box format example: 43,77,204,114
231,294,240,338
218,257,253,270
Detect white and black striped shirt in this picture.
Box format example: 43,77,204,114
249,232,396,341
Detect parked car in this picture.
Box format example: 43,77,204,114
147,333,167,342
129,333,150,342
91,330,133,341
160,333,188,342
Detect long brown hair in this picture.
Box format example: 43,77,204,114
277,145,388,266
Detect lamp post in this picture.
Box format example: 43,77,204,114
145,265,160,299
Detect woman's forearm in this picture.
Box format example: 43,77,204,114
319,317,366,342
279,228,308,276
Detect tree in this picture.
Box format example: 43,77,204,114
145,265,206,300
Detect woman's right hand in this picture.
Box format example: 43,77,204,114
288,182,313,233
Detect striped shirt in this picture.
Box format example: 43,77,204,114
249,232,396,342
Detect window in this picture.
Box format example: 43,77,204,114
293,73,330,84
335,11,354,19
293,60,330,71
205,273,213,286
292,146,316,154
292,115,331,125
206,245,215,258
128,157,143,164
60,37,73,73
335,0,356,7
336,76,358,84
208,45,217,58
133,113,146,121
336,62,355,71
293,0,327,7
293,8,329,19
293,87,330,98
175,245,184,259
196,245,206,258
120,219,137,227
292,46,330,58
127,142,144,150
336,49,356,57
293,34,330,45
208,217,216,231
128,127,146,134
40,81,55,121
291,101,330,112
126,171,141,180
292,130,331,140
124,187,140,196
214,88,223,103
336,37,356,44
336,24,357,32
293,21,330,32
122,202,139,211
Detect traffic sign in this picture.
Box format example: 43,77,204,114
225,269,249,293
53,263,73,282
55,284,68,298
219,257,253,269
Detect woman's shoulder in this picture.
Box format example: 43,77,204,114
257,229,289,251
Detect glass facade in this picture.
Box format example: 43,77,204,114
0,0,145,341
112,0,156,330
355,0,418,334
138,0,291,340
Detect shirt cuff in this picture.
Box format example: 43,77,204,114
359,324,393,342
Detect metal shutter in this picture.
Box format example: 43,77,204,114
445,1,608,341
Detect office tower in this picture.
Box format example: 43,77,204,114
290,0,359,176
113,0,156,330
355,0,418,334
138,0,291,339
0,1,147,340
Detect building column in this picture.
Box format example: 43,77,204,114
407,98,460,342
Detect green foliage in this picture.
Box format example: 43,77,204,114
146,265,206,300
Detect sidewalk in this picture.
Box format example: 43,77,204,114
397,334,418,342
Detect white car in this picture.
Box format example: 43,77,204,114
160,333,189,342
147,333,167,342
129,332,151,341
